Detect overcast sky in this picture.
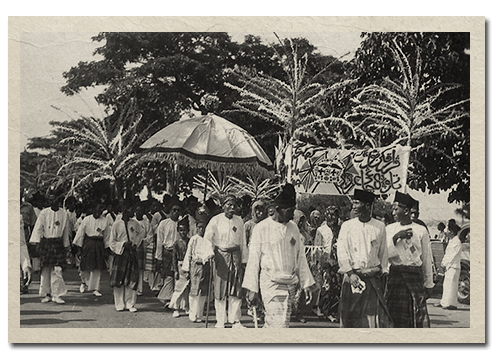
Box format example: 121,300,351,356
19,31,362,151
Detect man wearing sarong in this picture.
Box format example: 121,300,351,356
155,201,181,306
385,191,434,328
204,194,247,328
73,203,110,297
337,189,392,328
133,201,151,296
144,199,165,292
169,216,191,317
29,191,70,304
243,184,315,328
182,215,214,323
109,205,143,312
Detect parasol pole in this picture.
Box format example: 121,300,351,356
203,168,209,203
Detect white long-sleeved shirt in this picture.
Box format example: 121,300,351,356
181,234,215,272
314,224,334,254
385,221,434,288
337,217,389,275
29,207,70,247
73,215,111,248
134,216,151,245
242,218,315,293
156,218,179,260
441,235,462,270
109,218,143,255
204,213,247,263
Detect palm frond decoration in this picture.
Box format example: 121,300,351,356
228,175,281,201
55,99,153,199
349,40,469,149
193,170,237,203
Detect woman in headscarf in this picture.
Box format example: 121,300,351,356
308,209,323,241
314,205,343,322
243,198,269,322
292,209,313,323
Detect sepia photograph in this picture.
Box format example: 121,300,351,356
8,15,485,344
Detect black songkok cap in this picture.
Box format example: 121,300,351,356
394,191,417,209
274,183,296,208
177,215,190,229
352,189,376,204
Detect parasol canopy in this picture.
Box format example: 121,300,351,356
140,113,273,176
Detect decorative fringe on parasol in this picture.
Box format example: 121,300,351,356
139,151,274,178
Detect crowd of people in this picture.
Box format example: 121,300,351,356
19,184,462,328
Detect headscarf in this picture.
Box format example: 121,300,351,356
294,209,311,245
251,199,269,223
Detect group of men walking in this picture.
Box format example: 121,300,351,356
20,183,435,328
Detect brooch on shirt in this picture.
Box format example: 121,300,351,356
409,245,416,254
130,227,135,232
54,220,60,226
96,227,102,233
290,237,296,246
232,226,237,233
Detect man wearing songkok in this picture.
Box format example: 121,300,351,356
182,215,214,323
29,191,70,304
337,189,392,328
168,216,191,317
109,205,143,312
73,203,111,297
243,184,315,328
155,201,182,305
385,191,434,328
204,194,247,328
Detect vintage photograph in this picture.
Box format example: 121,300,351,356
9,16,484,343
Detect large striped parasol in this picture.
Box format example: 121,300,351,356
140,113,273,177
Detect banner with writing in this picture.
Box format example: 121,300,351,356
287,140,411,195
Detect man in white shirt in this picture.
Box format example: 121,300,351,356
204,194,247,328
29,191,70,304
243,184,315,328
337,189,392,328
385,191,434,328
73,203,110,297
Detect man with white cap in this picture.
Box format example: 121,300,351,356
337,189,392,328
385,191,434,327
204,194,247,328
243,184,315,328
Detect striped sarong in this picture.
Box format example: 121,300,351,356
386,265,430,328
339,273,393,328
109,246,139,290
144,235,156,272
189,261,210,297
39,237,66,268
213,246,242,300
260,273,297,328
80,235,107,271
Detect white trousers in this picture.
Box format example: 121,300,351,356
215,296,242,325
113,286,137,311
80,270,102,291
441,267,460,307
39,266,67,297
189,295,207,321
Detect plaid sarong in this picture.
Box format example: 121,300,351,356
339,273,393,328
160,248,174,278
109,246,139,290
260,273,297,328
80,235,107,271
386,265,430,328
213,246,243,300
39,237,66,268
189,261,210,297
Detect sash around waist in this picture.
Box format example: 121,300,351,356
390,264,422,274
41,237,63,243
84,235,104,242
215,245,240,253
